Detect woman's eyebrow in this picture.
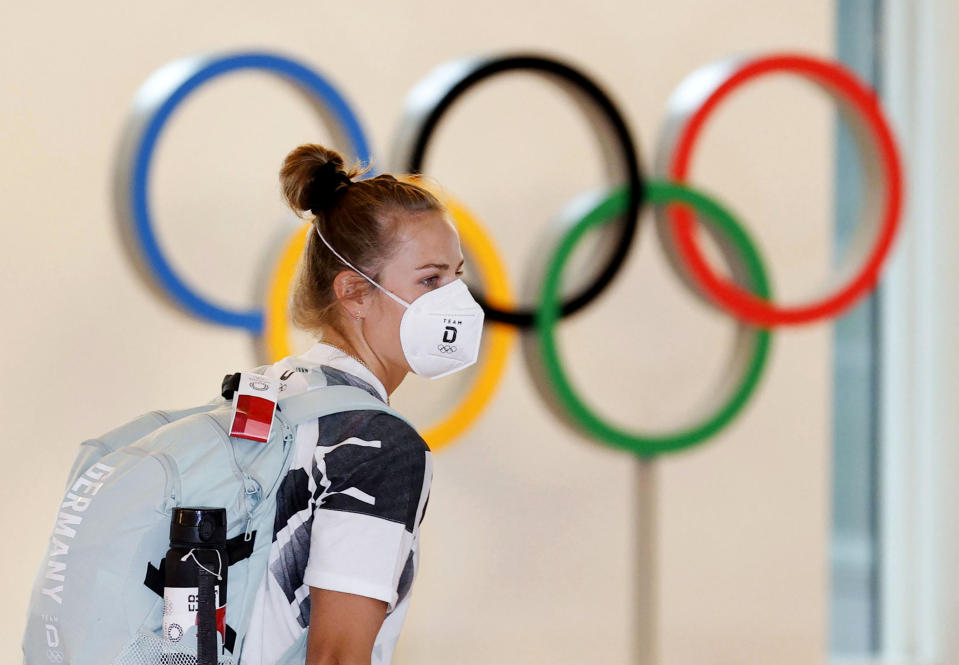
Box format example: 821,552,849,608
415,258,466,270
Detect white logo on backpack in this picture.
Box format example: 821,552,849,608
41,462,115,605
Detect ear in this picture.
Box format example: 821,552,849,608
332,269,373,315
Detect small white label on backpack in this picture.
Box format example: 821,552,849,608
230,372,279,443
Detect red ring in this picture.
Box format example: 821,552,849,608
668,53,904,326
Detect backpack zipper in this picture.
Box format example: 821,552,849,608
242,474,261,542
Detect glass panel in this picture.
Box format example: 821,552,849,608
830,0,883,655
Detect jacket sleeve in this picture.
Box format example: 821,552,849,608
303,410,432,613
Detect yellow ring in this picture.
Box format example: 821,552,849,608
261,195,517,451
262,223,308,363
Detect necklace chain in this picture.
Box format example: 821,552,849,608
320,341,390,406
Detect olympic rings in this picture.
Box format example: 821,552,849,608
390,53,645,328
114,51,372,332
116,49,904,457
529,182,772,457
654,53,903,326
262,191,517,451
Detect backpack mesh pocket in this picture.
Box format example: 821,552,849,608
111,629,235,665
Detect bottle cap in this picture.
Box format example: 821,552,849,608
170,507,227,547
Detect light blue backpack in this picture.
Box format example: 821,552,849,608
22,371,408,665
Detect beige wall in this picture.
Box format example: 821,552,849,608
0,1,834,663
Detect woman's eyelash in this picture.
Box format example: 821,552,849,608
423,269,465,287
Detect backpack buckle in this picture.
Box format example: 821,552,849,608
221,372,241,400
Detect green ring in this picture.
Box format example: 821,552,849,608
533,181,773,457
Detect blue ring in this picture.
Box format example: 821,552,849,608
128,51,372,332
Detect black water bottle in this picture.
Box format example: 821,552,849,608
163,507,228,665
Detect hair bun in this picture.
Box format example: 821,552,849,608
307,160,353,214
278,143,360,216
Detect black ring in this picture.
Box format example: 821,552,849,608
391,53,645,327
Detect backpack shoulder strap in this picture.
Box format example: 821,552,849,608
275,384,413,429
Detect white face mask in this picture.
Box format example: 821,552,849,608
314,226,485,379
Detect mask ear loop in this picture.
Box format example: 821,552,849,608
314,225,411,308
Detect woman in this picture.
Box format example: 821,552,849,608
241,144,484,665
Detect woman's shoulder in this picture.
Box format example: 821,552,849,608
311,404,432,532
315,407,429,454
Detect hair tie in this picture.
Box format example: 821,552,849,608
307,161,353,215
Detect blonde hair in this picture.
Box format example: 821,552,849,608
279,143,446,336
